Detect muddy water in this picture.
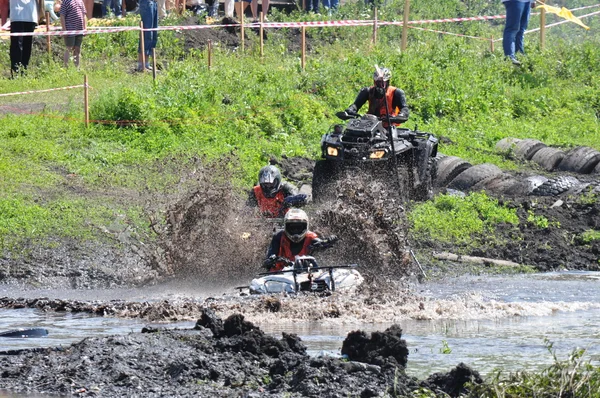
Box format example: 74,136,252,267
1,271,600,380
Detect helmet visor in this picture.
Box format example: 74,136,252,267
286,222,307,236
260,182,277,195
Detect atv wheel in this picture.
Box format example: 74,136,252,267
312,160,339,202
411,157,436,201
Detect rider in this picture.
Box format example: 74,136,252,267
247,165,307,218
344,65,410,125
263,208,336,272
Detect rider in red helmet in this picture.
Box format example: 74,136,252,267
344,65,410,126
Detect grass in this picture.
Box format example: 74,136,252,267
0,0,598,251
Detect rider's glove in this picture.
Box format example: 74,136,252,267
326,235,338,244
263,255,277,270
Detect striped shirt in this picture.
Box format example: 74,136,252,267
61,0,86,31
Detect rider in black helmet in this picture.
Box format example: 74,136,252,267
345,65,410,125
247,165,307,218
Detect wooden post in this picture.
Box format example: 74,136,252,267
182,0,186,14
401,0,410,51
140,21,146,72
84,75,89,128
372,7,377,45
45,11,51,55
152,48,157,81
208,39,212,70
490,35,494,53
260,11,264,58
122,0,126,17
241,12,244,52
301,26,306,70
540,7,546,50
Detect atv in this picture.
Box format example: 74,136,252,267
312,111,439,202
246,255,363,294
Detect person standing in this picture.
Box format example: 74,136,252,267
250,0,268,21
502,0,536,65
103,0,122,18
9,0,38,77
138,0,158,71
61,0,86,68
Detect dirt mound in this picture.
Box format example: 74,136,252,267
0,310,481,397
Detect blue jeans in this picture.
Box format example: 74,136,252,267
138,0,158,56
321,0,338,10
503,1,531,57
304,0,318,12
103,0,122,16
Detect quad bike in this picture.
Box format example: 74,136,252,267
246,255,363,294
312,111,439,202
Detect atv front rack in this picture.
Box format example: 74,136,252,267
258,264,359,293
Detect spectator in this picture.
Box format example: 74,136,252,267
224,0,234,18
157,0,166,19
9,0,38,77
1,0,9,28
502,0,535,66
304,0,318,13
60,0,86,68
45,0,61,22
137,0,158,71
250,0,268,21
234,0,255,21
103,0,122,18
321,0,337,14
206,0,218,17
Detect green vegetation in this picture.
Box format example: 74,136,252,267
580,229,600,244
409,191,519,245
0,0,598,252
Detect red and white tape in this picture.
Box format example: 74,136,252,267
0,84,86,97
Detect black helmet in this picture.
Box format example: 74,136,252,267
284,208,309,243
258,165,282,198
373,64,391,89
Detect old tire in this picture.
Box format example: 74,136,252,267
471,173,521,196
558,147,600,174
530,147,566,171
495,137,522,156
412,158,436,201
513,139,546,161
595,162,600,174
434,156,472,188
311,160,339,203
530,176,581,197
447,163,503,191
503,175,548,196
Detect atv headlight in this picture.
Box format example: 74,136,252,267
369,150,386,159
327,146,339,157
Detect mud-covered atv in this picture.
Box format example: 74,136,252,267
312,111,439,202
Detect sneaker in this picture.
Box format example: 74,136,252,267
508,56,521,66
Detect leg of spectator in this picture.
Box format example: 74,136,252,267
250,0,258,21
113,0,123,17
502,0,521,58
224,0,234,17
157,0,166,19
10,22,24,75
20,22,36,72
321,0,329,12
515,2,530,54
84,0,94,19
73,45,81,67
103,0,111,16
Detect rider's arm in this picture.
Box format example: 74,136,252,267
281,181,299,196
246,188,258,207
346,87,370,114
393,88,410,119
266,231,283,258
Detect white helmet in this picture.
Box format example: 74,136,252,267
284,208,309,243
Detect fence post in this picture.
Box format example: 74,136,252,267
241,12,245,52
372,7,377,45
84,75,89,128
140,21,146,72
208,39,212,70
301,26,306,70
152,48,157,81
122,0,127,17
540,7,546,50
401,0,410,51
260,11,264,58
490,35,494,53
46,11,51,55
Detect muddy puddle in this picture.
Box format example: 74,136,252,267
2,271,599,380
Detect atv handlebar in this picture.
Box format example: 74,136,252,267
336,111,407,124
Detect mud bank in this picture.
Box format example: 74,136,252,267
0,309,481,397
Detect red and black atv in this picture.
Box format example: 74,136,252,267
312,111,439,202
